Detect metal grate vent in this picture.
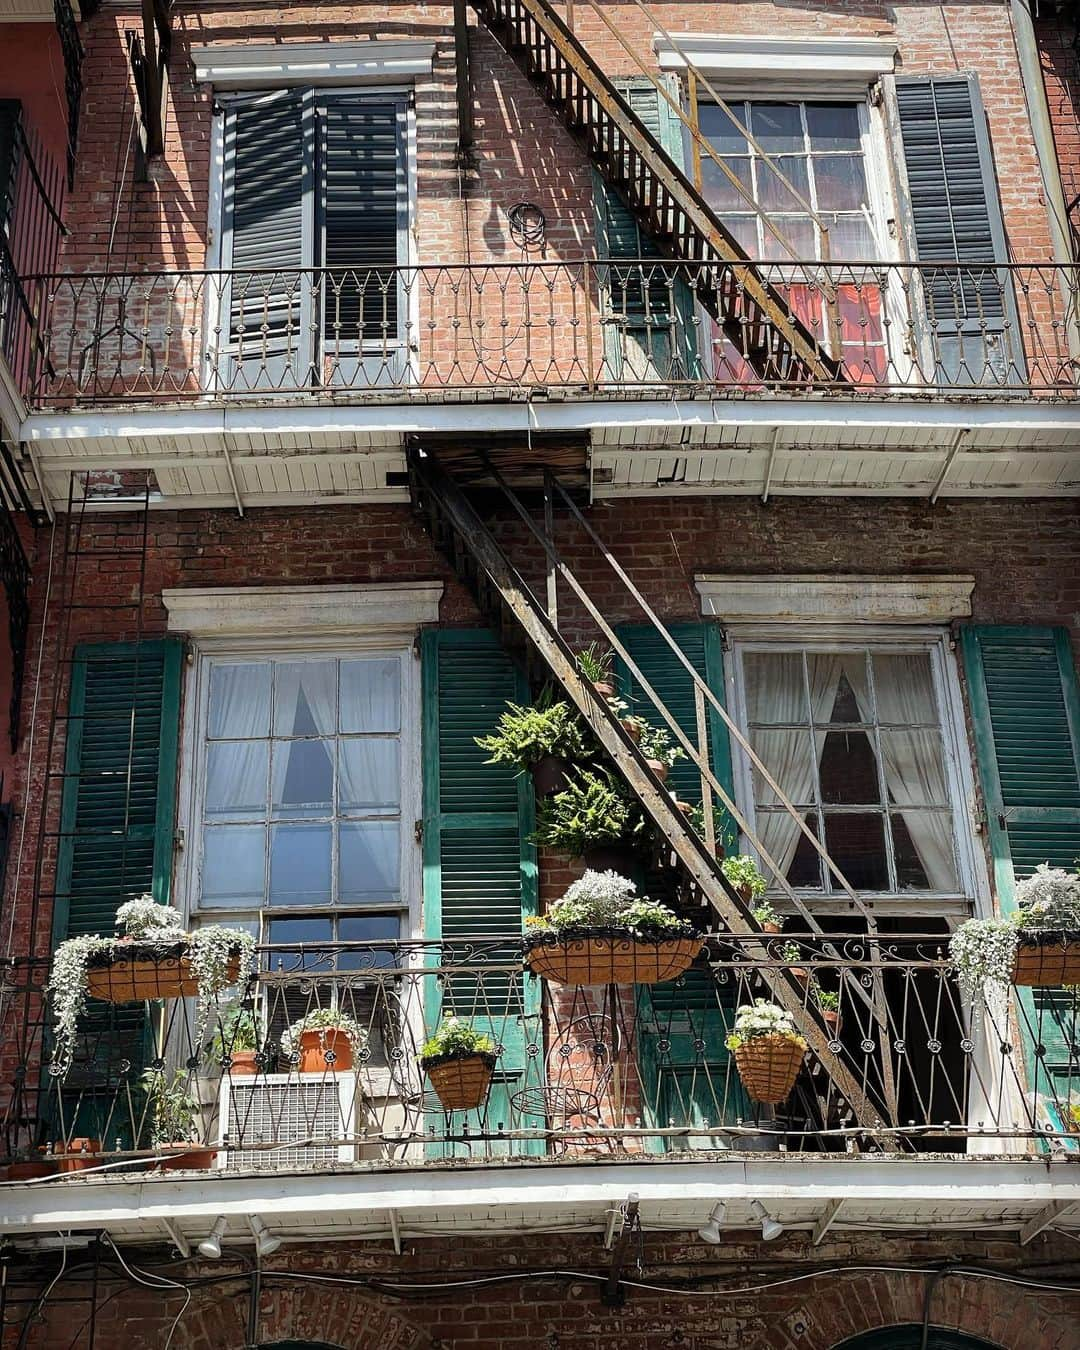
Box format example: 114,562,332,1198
220,1073,357,1169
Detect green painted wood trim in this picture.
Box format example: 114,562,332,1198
51,647,88,951
153,638,184,909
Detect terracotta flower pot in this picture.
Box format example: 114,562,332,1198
645,757,668,783
733,1035,805,1105
1011,931,1080,986
524,933,703,986
155,1144,218,1171
675,800,694,816
227,1050,258,1076
57,1138,101,1173
425,1052,496,1111
821,1010,841,1034
762,922,781,934
297,1027,353,1073
620,718,643,744
7,1157,56,1180
529,754,570,797
593,679,615,700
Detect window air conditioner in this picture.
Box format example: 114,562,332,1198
217,1072,360,1169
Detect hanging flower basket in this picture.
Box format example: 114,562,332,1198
726,1001,807,1105
524,932,702,986
424,1052,497,1111
85,941,243,1003
1011,930,1080,986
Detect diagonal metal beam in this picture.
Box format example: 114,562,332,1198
811,1198,845,1245
1019,1200,1080,1246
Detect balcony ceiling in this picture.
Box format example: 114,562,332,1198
3,1156,1079,1251
0,0,78,18
18,399,1080,510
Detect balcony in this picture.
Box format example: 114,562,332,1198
2,934,1076,1177
15,260,1080,409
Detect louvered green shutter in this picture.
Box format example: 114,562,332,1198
595,79,699,381
960,625,1080,1118
894,76,1022,386
50,639,183,1138
420,630,540,1156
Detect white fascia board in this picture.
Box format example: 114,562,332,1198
191,40,436,89
653,33,897,91
2,1158,1080,1236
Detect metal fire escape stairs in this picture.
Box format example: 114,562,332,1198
410,447,899,1139
465,0,844,386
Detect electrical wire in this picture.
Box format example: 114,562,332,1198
103,1236,191,1350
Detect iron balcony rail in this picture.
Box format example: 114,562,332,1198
1,935,1076,1173
15,260,1080,407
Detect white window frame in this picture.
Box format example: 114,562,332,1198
726,623,989,920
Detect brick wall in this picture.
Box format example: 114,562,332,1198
9,1227,1080,1348
1036,4,1080,259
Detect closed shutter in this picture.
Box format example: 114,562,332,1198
51,638,183,1137
420,630,540,1155
0,100,20,237
894,76,1021,385
595,79,699,380
959,625,1080,1114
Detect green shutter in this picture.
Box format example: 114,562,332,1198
594,78,699,381
49,638,183,1141
960,625,1080,1116
420,629,540,1155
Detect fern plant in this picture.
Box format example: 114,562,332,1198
476,698,589,772
533,768,646,857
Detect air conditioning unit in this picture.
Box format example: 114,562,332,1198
217,1073,360,1169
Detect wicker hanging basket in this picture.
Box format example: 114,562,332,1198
425,1052,496,1111
524,934,703,986
85,947,242,1003
1012,931,1080,987
732,1034,805,1105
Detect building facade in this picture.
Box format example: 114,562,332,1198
1,1,1080,1347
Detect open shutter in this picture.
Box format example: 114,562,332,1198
595,79,699,381
960,625,1080,1125
50,638,183,1140
222,91,312,389
894,76,1023,386
420,630,540,1156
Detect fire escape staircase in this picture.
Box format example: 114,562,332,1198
410,446,899,1139
467,0,843,386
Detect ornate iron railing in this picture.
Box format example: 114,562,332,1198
16,260,1080,407
1,935,1076,1174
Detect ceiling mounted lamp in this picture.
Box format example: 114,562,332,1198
197,1216,228,1260
248,1214,282,1258
750,1199,784,1241
697,1202,727,1244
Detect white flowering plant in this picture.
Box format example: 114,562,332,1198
280,1006,369,1060
720,855,768,902
523,869,696,944
47,896,256,1078
1014,865,1080,929
724,1000,807,1052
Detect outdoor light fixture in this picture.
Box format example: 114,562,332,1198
197,1216,228,1260
750,1199,783,1241
696,1202,726,1244
248,1214,282,1257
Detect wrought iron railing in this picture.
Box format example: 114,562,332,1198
15,260,1080,407
1,935,1076,1174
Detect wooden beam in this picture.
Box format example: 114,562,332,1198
811,1198,845,1246
1019,1200,1080,1246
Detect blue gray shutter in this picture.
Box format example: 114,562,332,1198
222,91,311,387
894,76,1022,385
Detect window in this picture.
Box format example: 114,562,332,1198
192,650,414,949
734,640,967,900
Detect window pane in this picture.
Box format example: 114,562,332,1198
751,728,815,806
780,810,823,888
744,652,806,724
208,663,270,739
823,812,889,890
203,825,265,907
762,215,815,261
723,213,759,254
339,738,400,812
272,739,334,817
702,155,752,212
805,102,861,151
269,823,332,905
273,660,336,736
825,213,877,260
879,730,948,805
871,654,937,722
757,156,810,212
816,729,882,805
266,915,333,971
891,812,958,891
338,913,402,969
814,659,869,724
812,155,868,212
699,102,749,155
340,658,400,733
750,102,803,153
205,741,267,820
340,820,400,903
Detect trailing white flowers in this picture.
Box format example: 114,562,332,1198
725,1000,806,1052
524,869,695,939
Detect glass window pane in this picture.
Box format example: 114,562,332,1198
338,914,402,970
825,213,877,260
762,215,815,261
823,812,889,890
745,652,807,724
340,658,401,733
208,663,270,739
269,823,332,906
723,213,759,254
340,821,400,904
701,155,753,212
871,654,937,722
750,102,804,153
699,102,749,155
265,915,333,971
805,102,861,151
780,810,824,888
879,730,948,805
812,155,868,212
807,654,869,724
891,812,958,891
272,739,334,818
205,741,267,821
273,660,336,736
751,728,816,806
817,729,882,805
756,156,810,212
339,738,400,812
202,825,265,907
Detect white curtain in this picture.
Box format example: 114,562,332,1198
206,664,271,818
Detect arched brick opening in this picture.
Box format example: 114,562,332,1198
832,1328,1002,1349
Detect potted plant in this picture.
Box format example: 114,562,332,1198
685,802,735,858
533,767,648,871
281,1007,368,1074
210,1002,260,1076
813,985,841,1033
419,1017,497,1111
779,940,810,985
143,1068,216,1170
638,722,686,783
56,1137,102,1174
475,695,589,796
949,865,1080,996
577,644,615,699
523,869,702,986
725,1000,807,1105
720,855,769,912
47,897,256,1078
